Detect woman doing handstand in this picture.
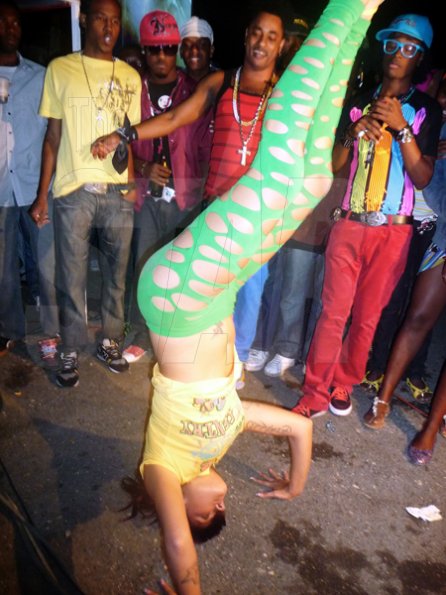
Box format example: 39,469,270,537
92,0,385,592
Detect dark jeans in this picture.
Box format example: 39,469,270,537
129,197,199,349
0,204,38,339
37,193,59,337
53,188,133,352
368,220,436,377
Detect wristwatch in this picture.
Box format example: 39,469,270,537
395,125,414,144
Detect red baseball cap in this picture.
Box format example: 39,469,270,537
140,10,181,46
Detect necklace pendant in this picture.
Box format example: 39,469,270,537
96,109,104,122
238,143,251,167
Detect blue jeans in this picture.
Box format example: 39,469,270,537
252,246,324,362
53,188,133,351
0,204,38,339
233,264,269,362
273,247,324,361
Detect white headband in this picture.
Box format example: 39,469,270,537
180,16,214,45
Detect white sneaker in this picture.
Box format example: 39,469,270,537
244,349,269,372
264,354,295,377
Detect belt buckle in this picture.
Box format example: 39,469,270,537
84,182,108,194
366,212,387,227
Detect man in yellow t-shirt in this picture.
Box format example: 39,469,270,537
29,0,141,388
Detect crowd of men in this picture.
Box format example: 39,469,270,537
1,0,445,435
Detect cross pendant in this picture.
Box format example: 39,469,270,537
237,143,251,166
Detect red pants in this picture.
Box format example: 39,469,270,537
302,218,412,409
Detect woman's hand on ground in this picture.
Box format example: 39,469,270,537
250,468,296,500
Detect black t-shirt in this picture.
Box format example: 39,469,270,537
336,87,442,157
147,79,177,173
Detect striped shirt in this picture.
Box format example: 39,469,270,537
205,85,266,197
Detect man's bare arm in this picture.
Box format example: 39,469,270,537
29,117,61,226
91,71,224,160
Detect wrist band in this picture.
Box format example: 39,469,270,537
116,125,138,144
116,113,139,144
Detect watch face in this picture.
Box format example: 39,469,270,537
397,126,414,144
158,94,172,110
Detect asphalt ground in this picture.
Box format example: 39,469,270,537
0,289,445,595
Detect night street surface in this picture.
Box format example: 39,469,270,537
0,292,445,595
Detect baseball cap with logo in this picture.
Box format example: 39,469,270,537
376,14,433,49
140,10,181,46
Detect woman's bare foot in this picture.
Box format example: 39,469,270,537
361,0,385,21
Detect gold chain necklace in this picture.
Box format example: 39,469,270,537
81,52,116,122
232,67,273,166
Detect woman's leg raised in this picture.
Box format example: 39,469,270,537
137,0,384,340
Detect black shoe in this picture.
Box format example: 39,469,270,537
0,336,14,355
56,352,79,387
97,339,129,373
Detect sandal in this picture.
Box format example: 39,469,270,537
363,397,390,429
361,370,384,393
405,377,432,404
407,443,433,465
440,415,446,439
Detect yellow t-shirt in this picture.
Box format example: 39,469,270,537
141,360,246,485
39,52,141,198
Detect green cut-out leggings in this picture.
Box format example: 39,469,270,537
138,0,378,337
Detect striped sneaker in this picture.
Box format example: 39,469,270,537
97,339,129,373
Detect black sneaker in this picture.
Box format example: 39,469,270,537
97,339,129,373
329,386,352,416
56,352,79,388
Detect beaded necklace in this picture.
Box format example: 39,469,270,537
232,66,273,166
81,53,116,122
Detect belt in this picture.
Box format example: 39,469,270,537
82,182,136,195
332,208,413,227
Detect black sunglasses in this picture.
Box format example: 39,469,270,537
146,45,178,56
